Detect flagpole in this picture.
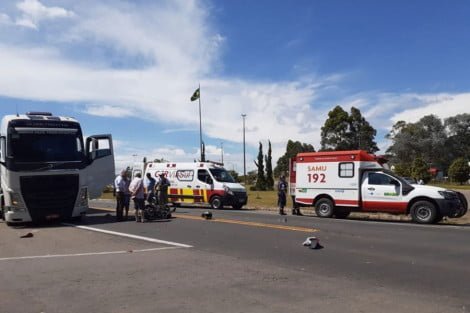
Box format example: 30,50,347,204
198,83,205,162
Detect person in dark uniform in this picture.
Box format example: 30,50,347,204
156,173,170,205
277,175,287,215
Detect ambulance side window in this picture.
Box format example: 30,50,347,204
198,170,212,184
339,162,354,178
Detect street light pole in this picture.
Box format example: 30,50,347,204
220,142,224,164
241,114,247,186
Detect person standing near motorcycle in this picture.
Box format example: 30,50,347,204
129,173,145,222
144,172,156,203
156,173,171,205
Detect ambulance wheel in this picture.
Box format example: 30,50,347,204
315,198,335,218
410,200,437,224
210,196,223,210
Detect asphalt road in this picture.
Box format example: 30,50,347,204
1,199,469,313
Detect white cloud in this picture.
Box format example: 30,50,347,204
84,104,136,118
0,0,468,165
15,0,75,29
0,1,334,165
0,12,12,25
390,93,470,123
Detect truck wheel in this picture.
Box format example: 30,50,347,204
335,208,351,219
210,196,223,210
315,198,335,218
410,200,438,224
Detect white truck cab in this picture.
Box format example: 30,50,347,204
0,112,115,225
290,150,467,224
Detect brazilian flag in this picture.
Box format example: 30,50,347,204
191,88,200,101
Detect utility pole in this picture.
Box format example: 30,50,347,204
241,114,247,186
221,142,224,164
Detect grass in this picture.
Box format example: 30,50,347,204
428,183,470,190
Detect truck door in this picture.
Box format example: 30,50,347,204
85,135,115,199
361,172,407,213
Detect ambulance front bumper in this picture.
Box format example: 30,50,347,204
223,191,248,206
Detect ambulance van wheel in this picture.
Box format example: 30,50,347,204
410,200,437,224
315,198,335,218
210,196,223,210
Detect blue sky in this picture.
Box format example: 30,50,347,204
0,0,469,173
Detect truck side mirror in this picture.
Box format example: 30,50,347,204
86,137,98,160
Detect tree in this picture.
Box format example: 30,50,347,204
386,115,447,171
448,158,470,185
320,106,350,151
392,163,412,177
445,114,470,160
265,140,274,190
274,140,315,177
411,157,431,183
228,170,241,183
320,106,378,153
254,142,266,190
348,107,379,152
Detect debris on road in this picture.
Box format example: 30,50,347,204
302,236,323,249
20,232,34,238
201,211,213,220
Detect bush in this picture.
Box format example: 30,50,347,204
448,158,470,185
411,157,431,183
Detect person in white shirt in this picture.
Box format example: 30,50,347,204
129,173,145,222
114,169,127,221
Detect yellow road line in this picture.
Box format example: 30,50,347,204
90,207,317,233
174,214,318,233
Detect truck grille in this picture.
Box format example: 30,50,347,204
20,174,79,221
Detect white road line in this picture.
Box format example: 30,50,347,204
0,247,180,262
62,223,193,248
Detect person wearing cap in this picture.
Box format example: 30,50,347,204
277,175,288,215
156,173,170,205
114,169,127,221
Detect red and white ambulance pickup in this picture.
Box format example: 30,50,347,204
289,150,468,224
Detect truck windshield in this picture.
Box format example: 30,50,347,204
9,132,85,163
209,168,235,183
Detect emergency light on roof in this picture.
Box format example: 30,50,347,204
26,112,53,116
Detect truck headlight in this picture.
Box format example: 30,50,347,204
438,191,458,200
78,187,88,207
224,185,234,196
9,192,25,210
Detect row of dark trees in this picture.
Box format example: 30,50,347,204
269,106,470,185
386,114,470,176
252,141,275,190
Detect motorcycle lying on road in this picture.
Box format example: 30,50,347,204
141,196,174,222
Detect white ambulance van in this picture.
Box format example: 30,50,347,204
144,161,248,210
290,150,467,224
